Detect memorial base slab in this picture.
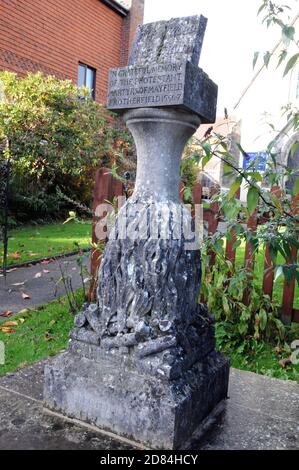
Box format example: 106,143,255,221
44,348,229,450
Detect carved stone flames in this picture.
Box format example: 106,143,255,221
44,15,230,450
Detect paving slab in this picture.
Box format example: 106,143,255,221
0,360,298,450
0,255,90,314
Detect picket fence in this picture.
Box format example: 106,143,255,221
90,168,299,324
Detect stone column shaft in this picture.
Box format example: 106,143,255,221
125,108,200,200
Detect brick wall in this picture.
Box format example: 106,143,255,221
0,0,144,103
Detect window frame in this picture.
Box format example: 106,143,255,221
78,63,97,100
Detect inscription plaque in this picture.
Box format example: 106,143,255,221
107,15,217,124
107,61,217,123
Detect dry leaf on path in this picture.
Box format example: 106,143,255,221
34,272,42,278
0,311,13,317
21,292,31,300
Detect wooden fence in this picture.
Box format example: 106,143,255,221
90,168,299,324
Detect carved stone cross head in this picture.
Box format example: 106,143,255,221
129,15,207,66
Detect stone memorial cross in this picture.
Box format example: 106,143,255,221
44,15,230,450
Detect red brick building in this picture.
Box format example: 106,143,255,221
0,0,144,103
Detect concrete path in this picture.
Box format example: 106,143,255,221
0,360,298,450
0,254,90,314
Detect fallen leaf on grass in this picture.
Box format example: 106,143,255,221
28,252,40,257
49,320,56,327
18,318,25,324
17,308,31,314
0,327,15,333
21,292,31,300
44,333,57,341
278,358,292,368
274,346,282,355
10,252,21,260
0,310,13,317
2,321,18,327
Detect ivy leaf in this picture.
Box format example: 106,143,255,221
269,243,277,263
223,163,234,177
277,49,287,68
253,51,259,69
283,266,293,285
222,199,239,220
257,2,266,15
274,319,285,340
283,53,299,77
247,186,259,215
263,51,271,67
227,177,242,200
259,309,267,331
236,142,249,157
183,186,192,203
202,154,212,169
282,25,295,43
222,295,230,316
238,323,248,335
251,172,263,182
202,143,212,156
282,240,292,260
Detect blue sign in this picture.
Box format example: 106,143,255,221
242,152,267,171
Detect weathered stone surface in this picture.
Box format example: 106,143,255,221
2,360,298,450
85,109,205,381
108,15,216,122
44,350,229,450
44,107,229,448
129,15,207,66
107,61,217,122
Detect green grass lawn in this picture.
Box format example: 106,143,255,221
1,221,92,267
220,335,299,383
0,292,298,382
0,294,77,376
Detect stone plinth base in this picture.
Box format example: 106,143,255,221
44,350,229,450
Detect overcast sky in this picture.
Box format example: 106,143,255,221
143,0,294,115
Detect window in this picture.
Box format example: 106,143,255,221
78,63,96,99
